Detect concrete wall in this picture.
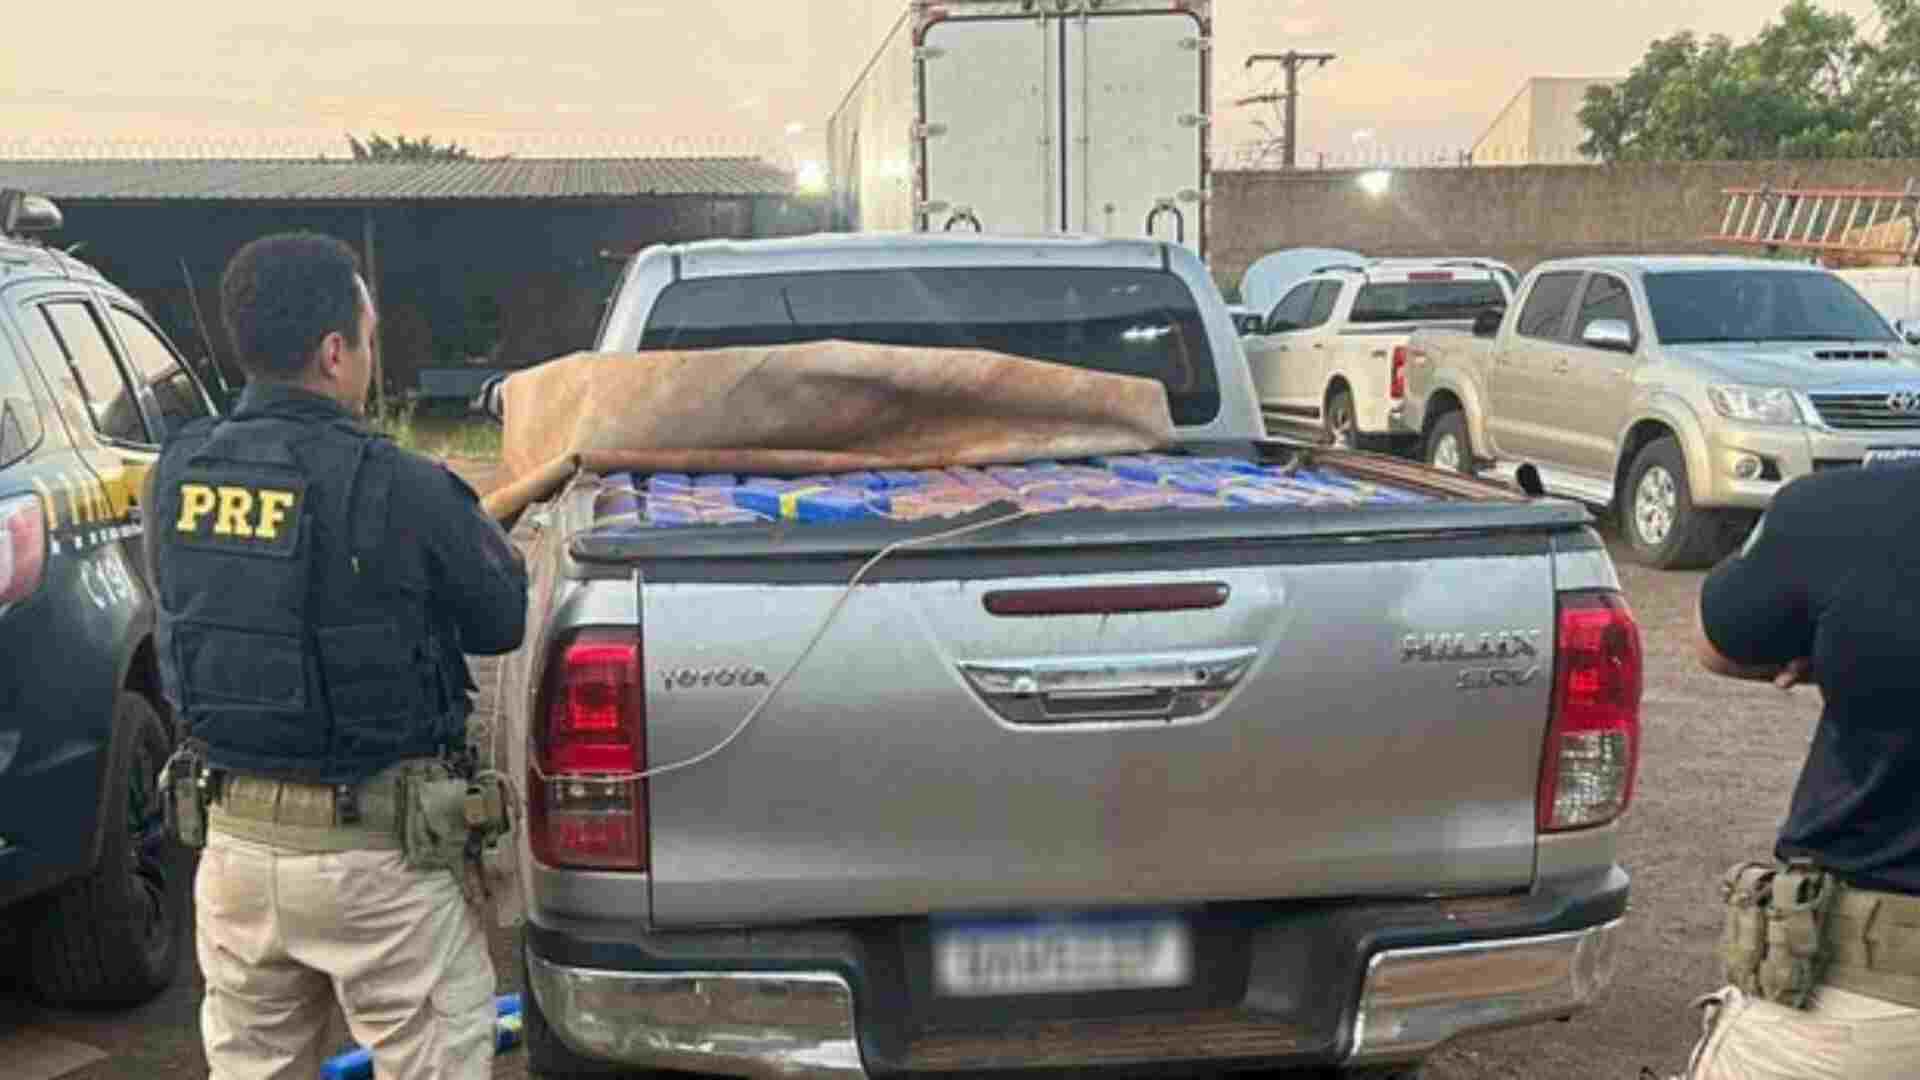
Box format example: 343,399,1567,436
1210,159,1920,295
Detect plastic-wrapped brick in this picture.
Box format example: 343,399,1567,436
794,490,889,522
593,485,641,524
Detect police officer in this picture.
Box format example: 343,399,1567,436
1680,466,1920,1077
145,233,527,1079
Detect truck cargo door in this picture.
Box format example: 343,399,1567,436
1066,10,1207,253
920,14,1061,236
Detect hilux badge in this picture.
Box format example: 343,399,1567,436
1400,630,1541,663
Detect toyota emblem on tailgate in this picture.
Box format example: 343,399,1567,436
1888,391,1920,414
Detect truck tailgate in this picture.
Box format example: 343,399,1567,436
636,525,1558,927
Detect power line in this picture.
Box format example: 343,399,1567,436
1242,51,1337,169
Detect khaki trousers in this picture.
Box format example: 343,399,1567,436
195,831,494,1079
1682,984,1920,1079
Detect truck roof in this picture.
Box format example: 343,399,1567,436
660,231,1175,276
1537,255,1818,276
0,232,108,287
1342,262,1501,285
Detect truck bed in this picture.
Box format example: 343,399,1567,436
529,445,1592,928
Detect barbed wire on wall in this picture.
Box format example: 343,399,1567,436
1216,143,1606,169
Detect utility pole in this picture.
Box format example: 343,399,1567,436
1242,51,1337,168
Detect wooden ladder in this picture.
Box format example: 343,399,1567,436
1708,180,1920,266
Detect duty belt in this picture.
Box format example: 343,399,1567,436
1824,882,1920,1007
207,759,450,853
1721,860,1920,1009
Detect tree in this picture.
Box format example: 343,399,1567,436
1580,0,1919,161
347,134,475,163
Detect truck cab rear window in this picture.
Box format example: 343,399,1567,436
1349,280,1505,324
639,267,1222,426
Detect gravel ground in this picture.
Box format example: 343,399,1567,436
3,459,1817,1079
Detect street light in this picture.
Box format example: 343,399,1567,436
1358,169,1392,197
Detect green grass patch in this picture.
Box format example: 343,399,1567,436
369,398,502,461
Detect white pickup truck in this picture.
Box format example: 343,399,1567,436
1241,262,1510,451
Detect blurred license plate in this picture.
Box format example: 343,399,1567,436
933,913,1192,997
1864,448,1920,467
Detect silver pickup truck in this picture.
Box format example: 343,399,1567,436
1404,256,1920,569
501,234,1637,1080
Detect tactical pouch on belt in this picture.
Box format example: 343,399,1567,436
1758,862,1837,1009
159,747,209,850
1719,862,1775,996
398,764,471,873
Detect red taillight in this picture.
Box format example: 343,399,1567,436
530,629,649,870
1407,271,1455,282
1390,346,1409,400
0,493,47,607
1538,592,1643,833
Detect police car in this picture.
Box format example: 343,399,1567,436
0,190,221,1004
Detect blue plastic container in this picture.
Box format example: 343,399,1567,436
321,995,524,1079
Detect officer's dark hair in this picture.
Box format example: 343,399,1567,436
220,233,366,381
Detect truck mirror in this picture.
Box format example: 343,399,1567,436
1472,308,1504,337
1897,318,1920,347
0,190,62,236
1581,319,1636,352
474,374,507,424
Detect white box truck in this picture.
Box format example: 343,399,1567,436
827,0,1212,255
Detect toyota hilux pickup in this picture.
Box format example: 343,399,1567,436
1404,255,1920,569
499,233,1638,1079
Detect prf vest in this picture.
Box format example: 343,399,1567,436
152,409,461,784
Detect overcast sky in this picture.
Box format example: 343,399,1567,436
0,1,1884,163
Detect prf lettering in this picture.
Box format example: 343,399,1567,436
175,484,298,540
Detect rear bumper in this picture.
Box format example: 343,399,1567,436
524,959,866,1077
1348,919,1620,1064
524,865,1627,1078
1358,399,1416,438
